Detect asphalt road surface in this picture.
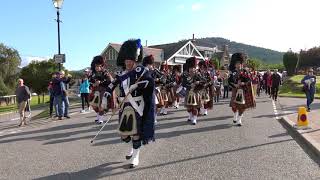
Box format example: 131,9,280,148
0,96,319,180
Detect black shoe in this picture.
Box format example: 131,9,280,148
307,108,311,112
187,119,191,122
126,155,132,160
233,120,237,123
237,123,242,127
192,122,196,125
129,164,136,168
64,116,71,119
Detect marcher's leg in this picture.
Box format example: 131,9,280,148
191,108,198,125
130,136,141,168
237,109,245,126
121,136,133,160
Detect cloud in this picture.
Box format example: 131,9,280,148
20,56,50,67
191,3,203,11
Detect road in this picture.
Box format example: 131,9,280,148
0,96,319,180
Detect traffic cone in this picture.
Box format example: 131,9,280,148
295,107,309,129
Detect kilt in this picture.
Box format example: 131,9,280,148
230,84,256,111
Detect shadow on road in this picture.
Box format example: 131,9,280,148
34,139,294,180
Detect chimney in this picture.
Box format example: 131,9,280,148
146,40,148,47
192,34,195,42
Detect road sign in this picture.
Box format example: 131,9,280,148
54,54,66,63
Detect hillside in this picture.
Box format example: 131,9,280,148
196,37,284,64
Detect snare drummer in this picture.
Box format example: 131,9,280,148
228,53,256,126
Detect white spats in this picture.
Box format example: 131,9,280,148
233,112,238,124
125,144,134,160
191,114,197,125
130,148,140,168
237,114,243,126
160,107,167,115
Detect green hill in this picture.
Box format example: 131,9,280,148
196,37,284,64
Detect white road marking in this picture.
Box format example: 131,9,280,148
272,100,280,120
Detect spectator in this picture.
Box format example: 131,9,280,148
52,72,64,120
60,70,72,90
48,73,57,118
15,78,31,126
301,68,316,112
222,72,229,98
79,74,90,113
271,69,281,101
59,72,70,119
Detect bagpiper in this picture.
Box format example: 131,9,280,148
88,56,114,124
182,57,202,125
105,39,155,168
198,61,213,116
228,53,256,126
159,63,170,115
171,65,182,109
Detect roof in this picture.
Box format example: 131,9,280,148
149,40,189,60
102,43,164,62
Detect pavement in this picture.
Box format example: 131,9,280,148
0,103,82,135
277,97,320,160
0,95,320,179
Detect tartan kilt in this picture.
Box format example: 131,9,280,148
230,84,256,110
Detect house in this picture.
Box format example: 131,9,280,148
101,39,230,71
101,43,163,72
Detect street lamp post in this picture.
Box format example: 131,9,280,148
52,0,64,71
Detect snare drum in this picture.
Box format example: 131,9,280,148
176,86,187,97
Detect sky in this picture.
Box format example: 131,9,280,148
1,0,320,70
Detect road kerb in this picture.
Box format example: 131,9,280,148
280,116,320,158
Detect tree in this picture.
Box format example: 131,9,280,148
20,59,61,104
283,50,298,76
210,57,220,70
247,58,263,70
0,43,21,95
299,47,320,68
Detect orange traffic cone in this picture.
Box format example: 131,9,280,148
295,107,309,129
